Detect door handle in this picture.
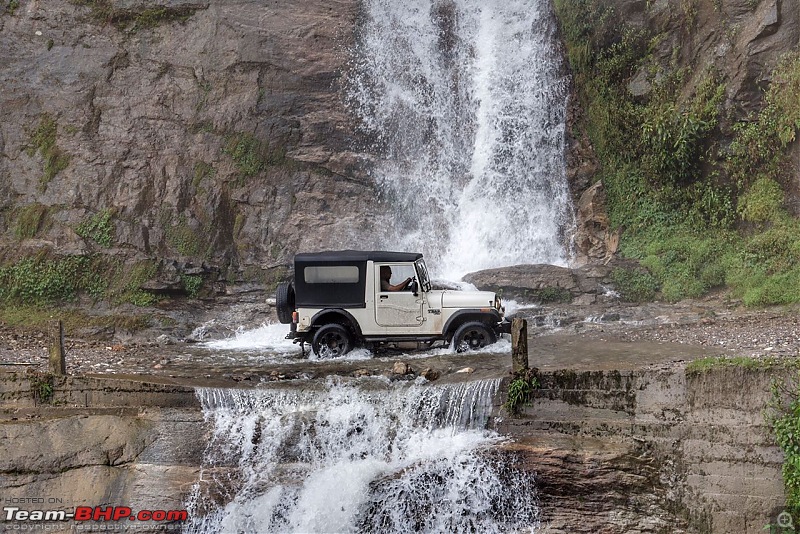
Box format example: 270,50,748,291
380,295,388,299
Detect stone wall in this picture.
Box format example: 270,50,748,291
497,366,787,533
0,373,203,529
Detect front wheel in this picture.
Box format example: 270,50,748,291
311,324,353,358
452,322,496,353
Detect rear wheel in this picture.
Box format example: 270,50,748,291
275,282,295,324
311,324,353,358
453,322,496,353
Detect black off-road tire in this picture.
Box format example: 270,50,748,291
311,324,353,358
275,282,295,324
453,322,496,353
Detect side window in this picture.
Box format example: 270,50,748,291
376,264,416,292
304,265,360,284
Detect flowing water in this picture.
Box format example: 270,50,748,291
348,0,572,279
184,379,538,533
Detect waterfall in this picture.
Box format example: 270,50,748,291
184,378,538,533
348,0,572,279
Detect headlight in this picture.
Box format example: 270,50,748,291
494,295,502,312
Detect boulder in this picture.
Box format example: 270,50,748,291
420,368,440,381
391,361,411,375
463,264,578,303
463,260,638,305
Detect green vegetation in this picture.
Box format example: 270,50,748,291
222,132,287,182
180,274,203,298
0,255,104,304
223,133,267,178
166,217,205,257
13,203,50,240
0,305,151,333
504,368,541,415
192,161,216,188
76,209,115,248
6,0,19,14
553,0,800,305
686,356,799,376
132,7,194,30
70,1,196,31
106,259,159,306
27,372,54,403
26,114,71,191
536,287,572,304
610,267,659,302
0,254,162,307
766,371,800,525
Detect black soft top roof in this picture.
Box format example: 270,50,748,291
295,250,423,264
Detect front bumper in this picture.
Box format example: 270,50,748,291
495,318,513,335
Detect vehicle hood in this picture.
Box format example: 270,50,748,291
432,290,498,309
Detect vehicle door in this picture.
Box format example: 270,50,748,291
374,263,423,327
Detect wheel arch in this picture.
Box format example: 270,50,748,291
443,309,502,339
310,309,363,338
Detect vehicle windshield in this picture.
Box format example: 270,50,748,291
415,259,432,292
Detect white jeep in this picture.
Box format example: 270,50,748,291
275,250,511,357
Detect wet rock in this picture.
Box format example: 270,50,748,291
352,368,371,378
600,313,621,323
420,368,440,381
156,335,176,345
455,367,474,374
572,182,618,266
392,361,411,375
464,264,578,303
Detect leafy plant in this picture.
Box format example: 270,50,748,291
27,372,55,403
727,51,800,190
180,274,203,298
222,132,288,182
76,209,115,248
611,267,659,302
504,368,541,415
223,133,266,178
766,371,800,524
738,177,786,224
552,0,800,306
166,216,205,257
26,114,71,190
536,287,572,303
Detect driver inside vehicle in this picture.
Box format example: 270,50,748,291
380,266,412,292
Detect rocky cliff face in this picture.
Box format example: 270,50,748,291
0,0,378,285
1,0,796,289
564,0,800,263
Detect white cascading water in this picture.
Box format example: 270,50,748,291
184,379,538,533
348,0,572,279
